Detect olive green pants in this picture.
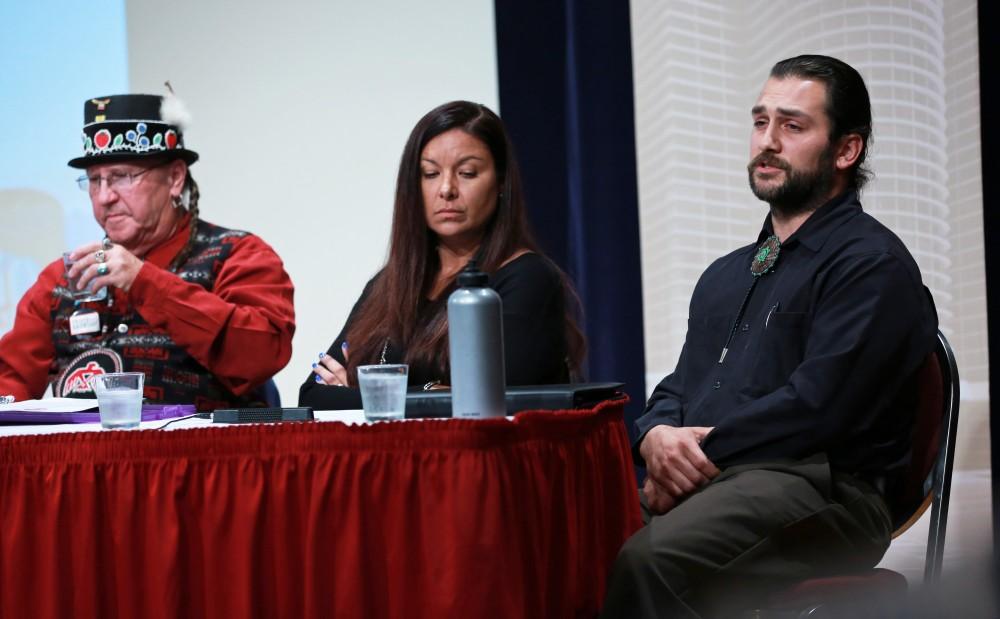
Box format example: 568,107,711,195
600,456,892,618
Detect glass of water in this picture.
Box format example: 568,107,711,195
62,252,108,302
357,364,408,421
90,372,144,429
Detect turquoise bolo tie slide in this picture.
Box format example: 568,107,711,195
751,235,781,277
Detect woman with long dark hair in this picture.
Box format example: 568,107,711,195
298,101,584,409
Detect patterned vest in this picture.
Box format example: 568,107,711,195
50,220,266,410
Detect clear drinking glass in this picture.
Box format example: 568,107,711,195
357,364,408,421
62,252,108,302
90,372,144,429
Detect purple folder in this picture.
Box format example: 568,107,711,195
0,403,196,424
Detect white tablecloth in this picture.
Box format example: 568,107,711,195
0,409,369,437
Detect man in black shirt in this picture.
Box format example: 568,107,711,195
601,55,937,618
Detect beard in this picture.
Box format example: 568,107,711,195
747,145,836,217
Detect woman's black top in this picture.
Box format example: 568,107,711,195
298,253,572,410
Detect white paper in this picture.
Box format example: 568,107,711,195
0,397,99,412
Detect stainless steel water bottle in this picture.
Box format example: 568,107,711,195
447,261,506,418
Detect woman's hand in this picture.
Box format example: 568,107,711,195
312,342,350,386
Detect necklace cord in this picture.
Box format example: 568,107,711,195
718,235,782,364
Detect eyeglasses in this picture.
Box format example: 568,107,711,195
76,161,170,193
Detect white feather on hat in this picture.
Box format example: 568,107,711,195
160,81,192,129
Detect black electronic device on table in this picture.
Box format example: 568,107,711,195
404,382,625,419
212,407,314,423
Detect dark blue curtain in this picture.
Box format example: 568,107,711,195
977,0,1000,589
494,0,647,448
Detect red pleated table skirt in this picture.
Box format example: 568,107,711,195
0,399,641,618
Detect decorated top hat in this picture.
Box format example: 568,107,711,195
67,94,199,168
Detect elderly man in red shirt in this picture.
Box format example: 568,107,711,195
0,93,295,410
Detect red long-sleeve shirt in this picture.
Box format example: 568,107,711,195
0,218,295,403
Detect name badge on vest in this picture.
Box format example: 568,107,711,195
54,348,124,397
69,309,101,336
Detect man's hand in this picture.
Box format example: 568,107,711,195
69,241,144,293
642,476,678,515
639,425,720,501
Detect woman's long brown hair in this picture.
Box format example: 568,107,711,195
343,101,585,384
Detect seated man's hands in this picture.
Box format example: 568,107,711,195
639,425,720,514
642,476,677,515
